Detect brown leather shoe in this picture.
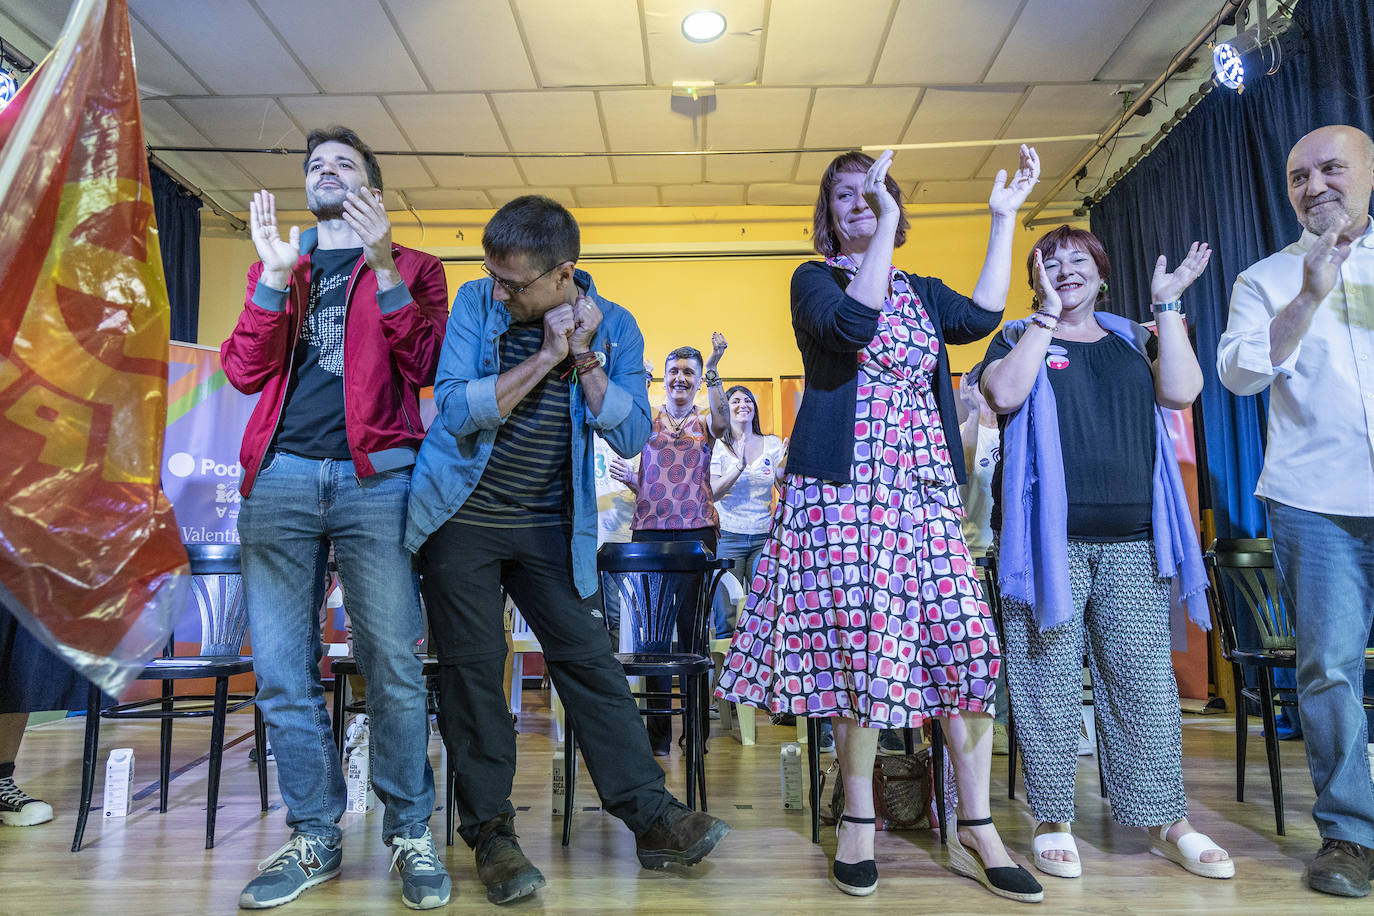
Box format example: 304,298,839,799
1307,838,1374,897
474,813,546,904
635,804,730,869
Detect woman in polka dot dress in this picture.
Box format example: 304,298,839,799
717,147,1044,903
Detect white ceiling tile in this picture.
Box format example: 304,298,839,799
908,180,997,205
265,189,311,212
643,0,765,86
707,87,811,148
1097,0,1226,82
516,157,614,186
803,87,919,148
423,156,525,188
385,95,508,151
386,0,536,91
225,153,309,191
398,188,494,209
492,92,606,151
601,89,705,151
574,186,662,207
761,0,892,84
129,17,210,96
747,183,818,205
660,184,747,206
278,96,411,150
149,150,255,195
896,87,1025,181
372,156,436,188
610,155,702,184
132,0,316,95
706,153,799,184
873,0,1016,84
210,190,249,211
1002,83,1125,137
170,97,306,149
984,0,1155,83
0,3,65,52
487,187,578,209
256,0,426,93
796,151,839,185
905,87,1024,142
142,100,211,148
515,0,645,87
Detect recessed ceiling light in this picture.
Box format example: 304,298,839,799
682,10,726,43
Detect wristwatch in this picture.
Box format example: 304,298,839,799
703,369,722,387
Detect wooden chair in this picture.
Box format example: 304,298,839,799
72,543,267,851
561,541,728,846
1204,537,1374,835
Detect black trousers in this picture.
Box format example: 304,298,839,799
420,521,672,845
629,527,717,752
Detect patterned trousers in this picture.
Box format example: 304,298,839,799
1000,538,1187,826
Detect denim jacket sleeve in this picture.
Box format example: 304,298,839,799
433,280,503,438
587,304,652,459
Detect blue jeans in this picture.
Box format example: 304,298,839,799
239,453,434,844
711,530,768,639
1268,499,1374,847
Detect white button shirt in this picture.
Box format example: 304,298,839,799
1217,218,1374,516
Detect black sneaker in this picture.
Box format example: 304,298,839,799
0,777,53,827
474,813,546,904
635,803,730,869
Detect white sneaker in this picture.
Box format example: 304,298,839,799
0,776,54,826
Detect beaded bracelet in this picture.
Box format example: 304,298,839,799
1029,311,1059,332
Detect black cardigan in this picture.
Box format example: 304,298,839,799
786,260,1002,485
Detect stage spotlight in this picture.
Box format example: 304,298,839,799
0,65,17,110
1212,6,1295,93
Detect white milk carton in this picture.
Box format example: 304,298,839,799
103,747,135,817
552,751,567,815
344,715,375,813
780,741,803,810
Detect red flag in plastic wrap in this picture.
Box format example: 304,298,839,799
0,0,188,697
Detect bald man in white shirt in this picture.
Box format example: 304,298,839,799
1218,124,1374,899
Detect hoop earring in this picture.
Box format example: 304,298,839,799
1099,280,1109,294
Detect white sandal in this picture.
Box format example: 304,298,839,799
1031,830,1081,878
1149,826,1235,879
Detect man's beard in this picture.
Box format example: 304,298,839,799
307,183,348,220
1300,196,1355,236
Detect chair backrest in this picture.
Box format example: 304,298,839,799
598,542,730,655
184,543,247,656
1205,538,1293,652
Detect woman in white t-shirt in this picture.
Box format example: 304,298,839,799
709,385,786,639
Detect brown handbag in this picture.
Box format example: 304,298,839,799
820,746,936,831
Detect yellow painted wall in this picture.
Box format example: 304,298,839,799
197,204,1081,377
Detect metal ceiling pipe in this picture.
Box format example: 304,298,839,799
1021,0,1248,228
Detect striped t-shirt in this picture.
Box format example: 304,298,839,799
455,322,572,527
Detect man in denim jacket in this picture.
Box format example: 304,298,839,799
406,196,729,904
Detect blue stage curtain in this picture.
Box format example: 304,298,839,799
1088,0,1374,542
149,161,203,343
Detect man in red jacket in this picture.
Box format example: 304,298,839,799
220,126,449,911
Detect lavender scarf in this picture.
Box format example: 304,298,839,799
996,313,1210,632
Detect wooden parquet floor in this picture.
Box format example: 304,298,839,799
0,691,1363,915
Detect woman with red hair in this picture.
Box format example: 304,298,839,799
980,226,1229,881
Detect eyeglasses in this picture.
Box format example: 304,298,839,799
483,262,558,297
